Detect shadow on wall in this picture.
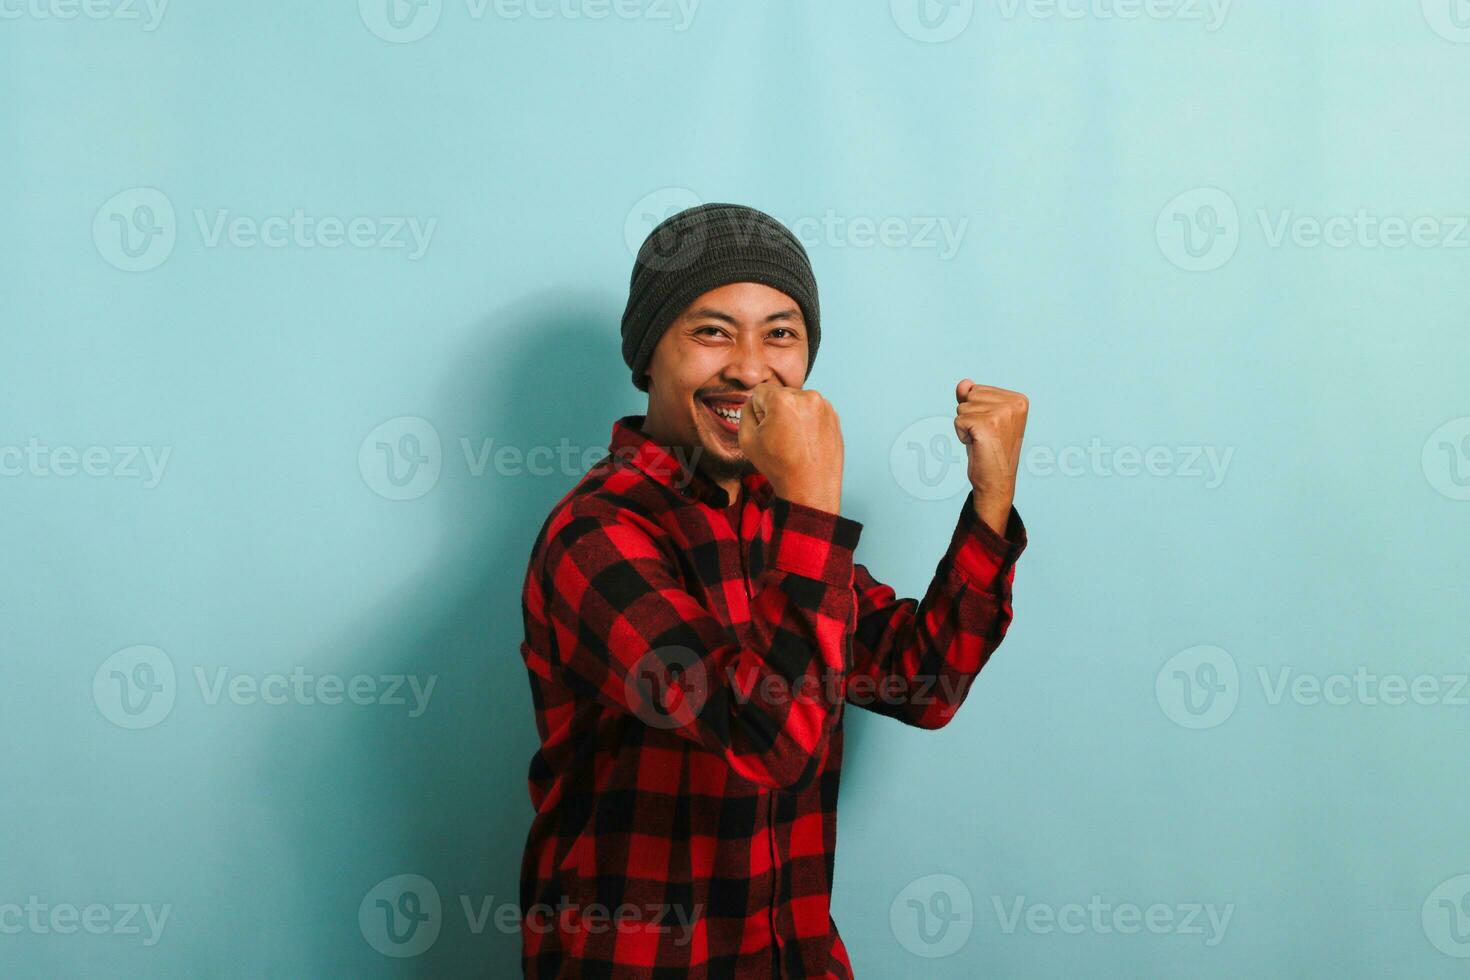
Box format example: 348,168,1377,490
260,291,639,978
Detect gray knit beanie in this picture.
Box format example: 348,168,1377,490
620,203,820,392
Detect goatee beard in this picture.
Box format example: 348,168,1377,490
698,450,755,486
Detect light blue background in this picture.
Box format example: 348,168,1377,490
4,1,1470,976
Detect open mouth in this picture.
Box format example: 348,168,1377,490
699,395,747,436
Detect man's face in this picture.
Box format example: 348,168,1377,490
642,281,809,484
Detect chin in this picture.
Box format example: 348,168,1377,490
700,440,744,469
693,431,746,480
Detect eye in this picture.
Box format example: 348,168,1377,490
694,325,726,337
769,327,796,339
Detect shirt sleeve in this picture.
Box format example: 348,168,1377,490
845,490,1026,729
540,495,863,791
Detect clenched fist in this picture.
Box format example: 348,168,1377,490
738,382,844,514
954,379,1028,537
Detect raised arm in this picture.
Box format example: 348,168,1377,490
846,378,1030,727
846,492,1025,728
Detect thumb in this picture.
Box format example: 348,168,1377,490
738,393,760,450
956,378,975,403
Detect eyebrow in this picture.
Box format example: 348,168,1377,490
686,307,803,325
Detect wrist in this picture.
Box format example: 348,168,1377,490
971,489,1013,538
773,479,842,515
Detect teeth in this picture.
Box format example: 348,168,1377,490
711,405,741,422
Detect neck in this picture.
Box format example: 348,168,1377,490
639,412,743,504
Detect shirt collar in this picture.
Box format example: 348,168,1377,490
608,415,772,509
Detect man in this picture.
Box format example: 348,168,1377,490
518,203,1028,978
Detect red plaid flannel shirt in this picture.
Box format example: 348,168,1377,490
518,415,1025,978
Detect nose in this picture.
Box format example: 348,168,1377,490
721,332,773,389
